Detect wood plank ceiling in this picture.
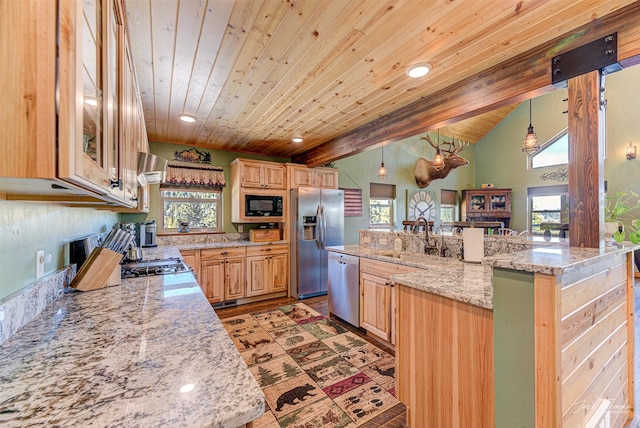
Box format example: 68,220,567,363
123,0,636,163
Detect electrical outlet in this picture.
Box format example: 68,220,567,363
36,250,45,279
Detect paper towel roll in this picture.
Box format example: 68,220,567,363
463,228,484,263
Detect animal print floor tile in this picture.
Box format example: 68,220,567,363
252,409,280,428
260,315,299,332
263,373,324,418
275,329,319,350
360,355,396,392
250,354,304,389
240,342,287,367
280,303,322,322
332,382,398,425
287,340,336,366
222,303,398,427
277,396,356,428
339,343,387,368
301,317,348,340
301,354,362,388
321,332,369,354
231,330,275,352
322,372,372,399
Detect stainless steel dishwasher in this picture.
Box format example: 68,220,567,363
328,252,360,327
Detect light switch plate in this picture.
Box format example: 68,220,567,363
36,250,45,279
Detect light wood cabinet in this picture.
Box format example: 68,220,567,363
246,244,289,297
231,159,286,189
0,0,145,209
286,163,338,189
462,188,512,227
180,250,200,281
200,247,247,303
359,258,423,346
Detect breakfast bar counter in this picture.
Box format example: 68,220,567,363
0,247,264,427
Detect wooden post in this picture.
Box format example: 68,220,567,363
567,70,605,248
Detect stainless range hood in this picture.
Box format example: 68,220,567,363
137,152,168,185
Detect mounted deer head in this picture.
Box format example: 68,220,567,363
414,131,469,188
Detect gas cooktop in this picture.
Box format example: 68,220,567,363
121,257,190,279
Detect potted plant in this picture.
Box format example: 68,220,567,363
605,190,640,244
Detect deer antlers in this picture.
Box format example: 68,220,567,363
417,130,469,157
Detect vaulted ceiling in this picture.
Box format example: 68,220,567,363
123,0,638,164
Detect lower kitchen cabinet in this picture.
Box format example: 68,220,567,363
359,258,423,347
246,244,288,297
199,247,246,303
180,250,200,280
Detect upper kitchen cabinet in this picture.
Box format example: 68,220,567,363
0,0,145,209
286,163,338,189
230,159,286,189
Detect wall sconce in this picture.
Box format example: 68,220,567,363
626,142,636,160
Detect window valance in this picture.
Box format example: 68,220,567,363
162,160,226,188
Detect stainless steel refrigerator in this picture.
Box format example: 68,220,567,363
290,187,344,299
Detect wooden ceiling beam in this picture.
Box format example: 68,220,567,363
292,2,640,167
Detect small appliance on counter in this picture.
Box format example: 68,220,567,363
134,220,158,247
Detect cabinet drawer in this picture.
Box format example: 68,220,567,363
246,244,288,257
201,247,246,260
360,258,422,279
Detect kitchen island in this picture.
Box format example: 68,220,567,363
0,247,264,427
329,238,638,428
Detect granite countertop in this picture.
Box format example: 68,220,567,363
0,248,264,427
483,242,640,275
327,245,493,309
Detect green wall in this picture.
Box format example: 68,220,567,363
0,201,118,300
474,65,640,232
334,134,476,245
121,141,290,232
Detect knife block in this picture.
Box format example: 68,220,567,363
70,247,123,291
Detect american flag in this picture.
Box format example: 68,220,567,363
341,188,362,217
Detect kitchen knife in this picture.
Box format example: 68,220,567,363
101,229,117,249
109,230,126,252
117,234,134,254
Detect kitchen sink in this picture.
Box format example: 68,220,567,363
377,251,455,264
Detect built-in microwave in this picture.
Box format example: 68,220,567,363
245,194,284,217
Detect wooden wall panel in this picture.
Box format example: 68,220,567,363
561,262,626,318
396,285,493,428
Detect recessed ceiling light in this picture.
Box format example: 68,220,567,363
292,137,304,143
406,62,432,78
179,113,197,123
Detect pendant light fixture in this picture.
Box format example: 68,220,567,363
378,146,387,179
432,129,445,171
522,99,540,154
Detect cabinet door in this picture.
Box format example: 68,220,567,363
264,164,286,189
315,168,338,189
269,253,289,293
246,256,269,297
180,250,200,280
289,165,315,188
225,257,246,300
240,162,264,188
360,273,391,341
200,259,224,303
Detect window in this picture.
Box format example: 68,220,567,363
530,129,568,169
440,189,458,222
369,183,396,227
160,188,222,232
528,185,568,235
